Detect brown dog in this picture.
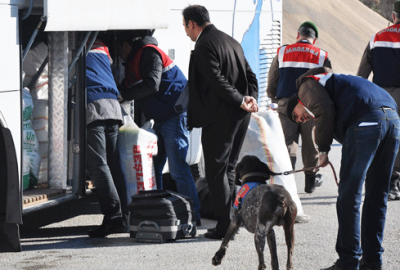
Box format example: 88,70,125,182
212,155,297,270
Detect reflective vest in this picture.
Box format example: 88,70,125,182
124,44,186,123
276,41,328,98
86,39,119,104
370,24,400,87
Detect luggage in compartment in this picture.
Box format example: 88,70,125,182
128,190,197,243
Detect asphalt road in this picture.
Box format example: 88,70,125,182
1,142,400,270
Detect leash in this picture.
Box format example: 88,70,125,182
278,161,339,186
240,162,339,186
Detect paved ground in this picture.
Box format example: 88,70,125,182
1,142,400,270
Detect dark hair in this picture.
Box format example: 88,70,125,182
298,26,316,40
286,94,299,123
394,11,400,19
182,5,210,27
116,30,154,45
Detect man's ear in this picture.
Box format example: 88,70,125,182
190,20,197,29
312,38,317,45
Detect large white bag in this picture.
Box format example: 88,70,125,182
22,88,41,190
118,115,158,202
239,110,305,217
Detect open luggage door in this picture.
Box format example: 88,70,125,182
0,118,22,252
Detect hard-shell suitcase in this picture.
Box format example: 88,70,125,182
128,190,197,243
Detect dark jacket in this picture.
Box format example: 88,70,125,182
296,67,397,152
120,36,187,123
187,24,258,129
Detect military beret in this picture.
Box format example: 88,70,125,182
299,21,318,38
394,1,400,13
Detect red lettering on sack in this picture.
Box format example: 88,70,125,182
133,145,140,154
137,182,144,190
136,172,143,181
133,154,141,163
134,163,143,172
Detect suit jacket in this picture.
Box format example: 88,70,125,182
187,24,258,129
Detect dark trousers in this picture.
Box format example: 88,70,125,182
201,113,251,221
87,120,128,221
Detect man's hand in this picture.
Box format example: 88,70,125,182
318,152,329,167
240,96,259,112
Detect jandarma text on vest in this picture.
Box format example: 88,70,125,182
285,47,319,56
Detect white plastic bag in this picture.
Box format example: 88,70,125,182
239,110,305,217
118,115,158,202
23,42,49,185
22,88,42,190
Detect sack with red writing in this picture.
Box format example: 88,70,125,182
118,115,158,203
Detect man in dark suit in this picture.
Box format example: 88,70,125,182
182,5,259,239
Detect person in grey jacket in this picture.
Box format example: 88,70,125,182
86,39,129,238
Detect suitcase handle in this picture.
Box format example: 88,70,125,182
138,221,160,231
133,190,174,200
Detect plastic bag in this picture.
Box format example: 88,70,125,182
23,42,49,185
239,110,305,216
22,88,41,190
118,115,158,202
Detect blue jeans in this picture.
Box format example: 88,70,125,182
336,108,400,269
152,114,201,220
87,120,128,221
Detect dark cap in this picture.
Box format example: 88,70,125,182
394,1,400,13
299,21,318,38
286,94,300,123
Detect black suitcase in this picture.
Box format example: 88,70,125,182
128,190,197,243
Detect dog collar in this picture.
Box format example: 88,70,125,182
233,182,263,210
241,172,271,181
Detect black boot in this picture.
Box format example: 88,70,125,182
304,173,323,194
388,178,400,201
88,216,129,238
204,219,231,240
359,258,383,270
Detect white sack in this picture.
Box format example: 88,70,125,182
239,110,305,216
118,115,158,202
22,88,42,189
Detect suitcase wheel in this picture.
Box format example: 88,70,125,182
189,226,197,237
181,224,197,237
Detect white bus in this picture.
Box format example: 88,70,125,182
0,0,282,251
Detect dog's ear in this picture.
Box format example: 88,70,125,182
234,162,243,186
235,159,243,186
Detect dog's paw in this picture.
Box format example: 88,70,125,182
258,263,267,270
212,256,221,266
212,249,226,266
